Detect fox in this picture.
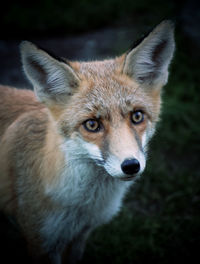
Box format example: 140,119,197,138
0,21,175,263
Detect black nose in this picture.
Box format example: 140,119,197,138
121,158,140,175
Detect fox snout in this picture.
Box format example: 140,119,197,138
101,122,146,180
75,119,147,180
103,153,146,180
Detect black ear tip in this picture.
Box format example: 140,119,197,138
168,18,176,26
20,41,36,53
128,19,175,53
159,19,175,30
128,28,153,52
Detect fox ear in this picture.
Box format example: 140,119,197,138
20,41,80,103
123,20,175,86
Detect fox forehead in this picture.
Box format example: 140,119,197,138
70,59,156,119
57,59,160,138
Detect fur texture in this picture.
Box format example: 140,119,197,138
0,21,175,263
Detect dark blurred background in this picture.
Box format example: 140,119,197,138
0,0,200,263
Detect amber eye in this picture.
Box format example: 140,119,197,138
131,110,144,124
83,119,101,132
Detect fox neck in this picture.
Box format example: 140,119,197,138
40,112,66,188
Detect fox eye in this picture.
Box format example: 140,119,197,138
131,110,144,124
83,119,101,132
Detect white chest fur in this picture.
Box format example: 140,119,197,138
41,158,132,251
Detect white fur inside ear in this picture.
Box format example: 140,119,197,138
123,21,175,85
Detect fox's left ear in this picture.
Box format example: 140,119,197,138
123,20,175,86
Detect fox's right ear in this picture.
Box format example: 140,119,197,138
20,41,80,104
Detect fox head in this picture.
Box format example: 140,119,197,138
20,21,175,181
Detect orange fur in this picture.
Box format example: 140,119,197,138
0,21,175,264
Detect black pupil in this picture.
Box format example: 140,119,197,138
88,120,97,129
135,112,141,120
133,111,143,123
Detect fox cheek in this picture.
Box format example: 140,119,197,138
78,139,103,163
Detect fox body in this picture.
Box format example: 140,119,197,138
0,21,174,263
